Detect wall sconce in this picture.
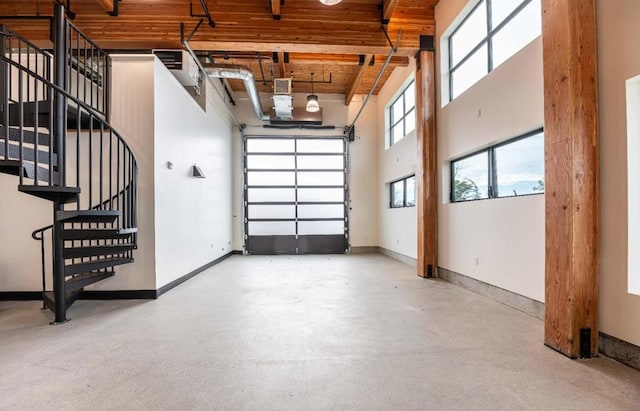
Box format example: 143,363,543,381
192,164,206,178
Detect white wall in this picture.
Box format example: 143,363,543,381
375,61,418,259
231,92,378,251
153,60,234,288
435,0,545,301
597,0,640,347
0,174,52,291
91,55,157,290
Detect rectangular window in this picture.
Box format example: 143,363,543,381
390,175,416,208
388,80,416,147
447,0,541,101
451,129,544,202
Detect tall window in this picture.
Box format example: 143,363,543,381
448,0,541,100
451,129,544,202
388,80,416,147
390,175,416,208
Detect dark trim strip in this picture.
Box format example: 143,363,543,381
599,332,640,371
0,291,42,301
156,250,240,297
80,290,157,300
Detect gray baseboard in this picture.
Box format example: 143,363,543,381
379,247,417,267
599,332,640,371
438,267,544,320
350,246,380,254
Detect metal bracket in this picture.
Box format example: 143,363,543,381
190,0,215,28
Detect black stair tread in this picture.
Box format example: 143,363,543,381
43,289,82,312
0,140,57,166
60,227,137,240
63,244,135,259
0,159,59,184
65,271,115,293
65,256,134,276
8,101,108,130
18,184,79,203
57,209,120,223
0,124,51,145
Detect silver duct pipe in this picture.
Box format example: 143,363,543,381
205,64,270,121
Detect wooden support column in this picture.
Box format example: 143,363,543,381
542,0,599,358
415,36,436,279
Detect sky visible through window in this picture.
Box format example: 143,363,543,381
452,131,544,201
449,0,541,100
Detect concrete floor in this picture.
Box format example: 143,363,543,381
1,254,639,410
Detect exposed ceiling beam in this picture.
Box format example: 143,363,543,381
187,39,418,57
277,51,287,77
289,53,409,66
383,0,402,24
271,0,281,20
95,0,115,16
345,54,373,106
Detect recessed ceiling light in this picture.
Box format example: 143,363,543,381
319,0,342,5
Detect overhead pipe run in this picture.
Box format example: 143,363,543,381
346,27,402,140
204,64,270,122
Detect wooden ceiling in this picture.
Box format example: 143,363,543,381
0,0,437,102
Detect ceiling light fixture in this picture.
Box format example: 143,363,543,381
306,72,320,113
319,0,342,5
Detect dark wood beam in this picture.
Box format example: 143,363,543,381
345,54,372,105
277,51,287,77
382,0,402,24
542,0,599,358
416,46,436,279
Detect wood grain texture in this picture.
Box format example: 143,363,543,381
415,50,436,278
542,0,599,358
0,0,434,98
383,0,402,22
345,54,372,105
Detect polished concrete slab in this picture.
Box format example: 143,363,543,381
1,254,639,410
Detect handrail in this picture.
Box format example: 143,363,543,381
0,56,137,163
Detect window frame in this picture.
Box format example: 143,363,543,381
448,0,538,101
450,128,544,203
390,175,416,208
388,79,416,147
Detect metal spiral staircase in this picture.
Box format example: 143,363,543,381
0,4,138,323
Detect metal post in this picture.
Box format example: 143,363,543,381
52,2,68,323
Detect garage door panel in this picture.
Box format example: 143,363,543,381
247,171,295,186
247,155,295,170
246,139,295,153
297,139,343,153
248,188,296,203
248,221,296,236
248,205,296,219
298,204,344,219
297,155,344,170
298,220,344,235
297,188,344,202
297,171,344,186
247,236,297,254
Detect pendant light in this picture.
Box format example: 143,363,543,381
306,72,320,113
319,0,342,5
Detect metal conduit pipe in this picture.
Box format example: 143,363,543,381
204,64,270,121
